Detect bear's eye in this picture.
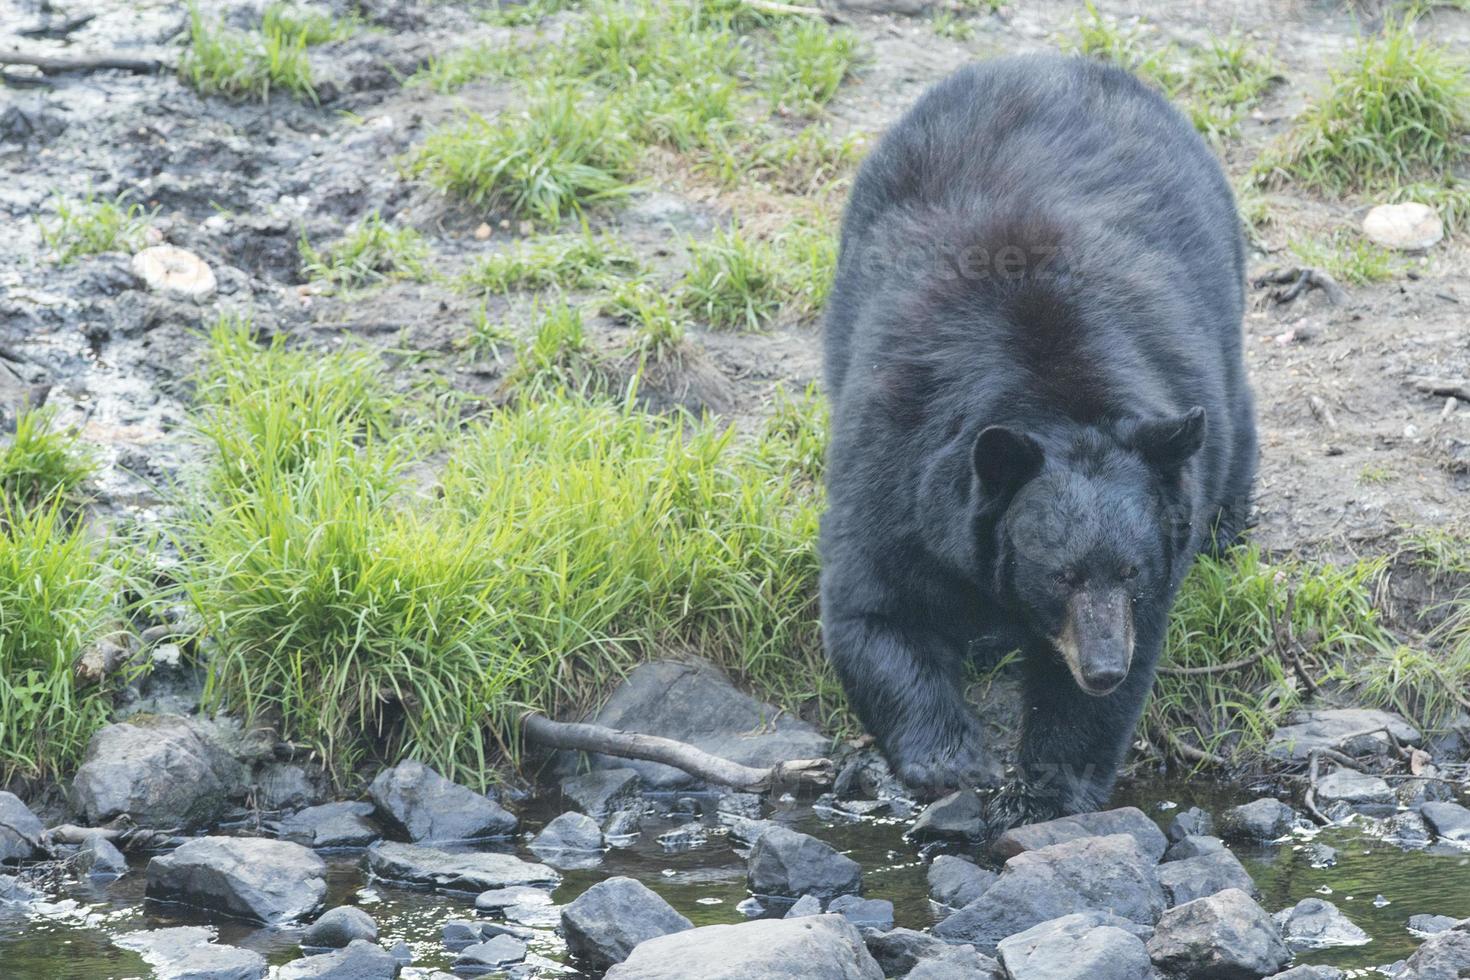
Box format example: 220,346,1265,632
1054,568,1081,588
1120,564,1140,580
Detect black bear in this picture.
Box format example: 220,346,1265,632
820,54,1257,831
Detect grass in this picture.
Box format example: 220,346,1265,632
480,0,581,26
0,499,128,781
1288,230,1397,284
459,304,516,364
605,280,689,363
299,211,431,289
765,19,860,115
504,300,611,396
1359,464,1397,485
261,2,359,45
36,189,152,265
0,409,93,512
180,2,317,103
409,43,531,93
460,231,640,295
180,329,832,786
680,225,784,331
1257,18,1470,192
411,86,638,223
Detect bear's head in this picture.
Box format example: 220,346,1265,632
976,408,1206,695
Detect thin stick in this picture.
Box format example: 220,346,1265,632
742,0,845,22
1157,648,1267,676
1303,752,1329,826
521,711,834,791
0,49,168,75
1161,727,1227,767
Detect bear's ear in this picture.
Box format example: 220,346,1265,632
1133,407,1207,472
972,426,1044,498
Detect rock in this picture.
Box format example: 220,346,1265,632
76,835,128,876
657,825,707,850
1167,806,1215,843
569,660,831,788
530,812,604,856
0,792,44,863
254,762,327,811
1408,914,1463,936
1399,926,1470,979
906,944,1006,978
113,926,267,980
785,893,824,917
1164,835,1227,862
475,884,556,916
993,806,1168,863
277,802,381,849
747,825,864,901
926,854,996,908
365,841,557,893
828,894,894,930
1396,777,1455,809
997,912,1154,980
1384,810,1434,848
1363,202,1444,252
1146,888,1290,979
277,940,399,979
302,906,378,949
1218,799,1300,842
1267,709,1421,762
602,807,643,840
716,792,763,820
1159,848,1257,906
603,915,884,980
0,874,41,904
368,760,516,842
561,768,642,819
455,934,526,969
934,834,1164,952
907,790,984,843
72,716,240,830
1314,769,1396,813
862,927,949,975
1420,801,1470,844
131,245,218,301
727,816,780,848
146,837,326,924
1272,898,1370,950
1265,968,1345,980
560,875,692,970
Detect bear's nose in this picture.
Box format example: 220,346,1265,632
1080,664,1126,695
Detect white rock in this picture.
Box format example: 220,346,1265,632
1362,202,1443,251
130,245,217,301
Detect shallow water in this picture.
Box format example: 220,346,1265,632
2,782,1467,979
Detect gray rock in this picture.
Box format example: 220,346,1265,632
1306,843,1337,868
1314,770,1396,813
907,790,984,843
1219,799,1300,842
1398,926,1470,979
0,874,41,904
1267,709,1421,762
934,834,1164,953
993,806,1168,863
368,760,516,842
302,906,378,949
716,792,762,820
1167,806,1215,843
997,912,1154,980
254,762,327,811
1265,968,1346,979
561,768,642,819
113,926,267,980
561,875,692,969
455,934,526,969
277,940,399,979
603,915,883,979
146,837,326,924
0,792,44,862
785,893,824,917
862,927,948,975
277,802,381,849
657,825,707,850
474,885,556,916
1164,835,1227,862
905,944,1005,979
442,919,487,949
1396,778,1455,809
72,716,240,830
1272,898,1369,950
727,816,780,848
569,660,831,789
747,825,863,901
1408,914,1463,936
530,812,604,855
1384,810,1434,849
1146,888,1290,979
926,855,996,908
828,894,894,930
365,841,557,893
602,807,643,840
76,835,128,876
1420,801,1470,844
1159,848,1257,906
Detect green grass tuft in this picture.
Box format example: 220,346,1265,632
0,409,93,512
261,2,359,45
36,189,152,266
505,300,611,396
409,42,531,93
1288,230,1397,284
606,280,689,362
680,225,785,331
460,231,640,295
180,2,317,103
765,19,860,115
300,211,431,289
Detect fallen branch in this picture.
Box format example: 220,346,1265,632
1303,753,1330,826
1160,727,1227,767
1412,377,1470,402
0,49,169,75
1254,266,1349,306
521,711,834,792
44,823,179,852
1157,648,1267,677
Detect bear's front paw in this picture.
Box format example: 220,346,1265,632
889,726,1000,800
980,781,1067,837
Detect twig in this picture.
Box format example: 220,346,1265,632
1254,267,1349,306
18,14,97,38
521,711,834,792
1160,727,1227,767
1412,377,1470,402
1276,591,1320,698
0,49,169,75
44,823,179,851
741,0,845,22
1157,648,1268,676
1308,395,1339,431
1303,753,1330,826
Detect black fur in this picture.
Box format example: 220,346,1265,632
819,55,1257,829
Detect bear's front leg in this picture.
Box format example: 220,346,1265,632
984,630,1162,833
824,611,998,798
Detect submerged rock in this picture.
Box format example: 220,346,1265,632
113,926,266,980
474,884,556,916
566,660,830,789
1266,709,1421,762
1266,968,1346,979
1219,799,1300,842
0,874,41,904
72,716,241,830
1314,770,1396,814
561,768,642,820
1167,806,1215,843
993,806,1168,863
530,812,604,856
1272,898,1370,950
455,934,526,970
828,894,894,930
926,854,996,908
1146,888,1290,979
0,792,44,863
747,825,863,901
368,760,516,842
561,876,692,970
277,939,399,979
76,835,128,877
603,915,883,979
1158,849,1257,906
365,841,557,893
997,912,1153,980
277,801,381,849
1408,914,1463,937
146,837,326,924
302,906,378,949
907,789,984,843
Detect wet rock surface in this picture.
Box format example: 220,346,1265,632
369,760,517,842
560,768,642,820
278,939,400,979
746,824,864,901
1219,798,1301,842
1146,888,1291,979
560,875,692,969
365,841,558,893
276,801,382,849
603,915,884,979
145,837,327,924
996,911,1154,980
301,905,378,949
992,806,1168,862
1272,897,1370,950
0,792,45,863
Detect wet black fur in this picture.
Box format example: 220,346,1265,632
820,55,1257,826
